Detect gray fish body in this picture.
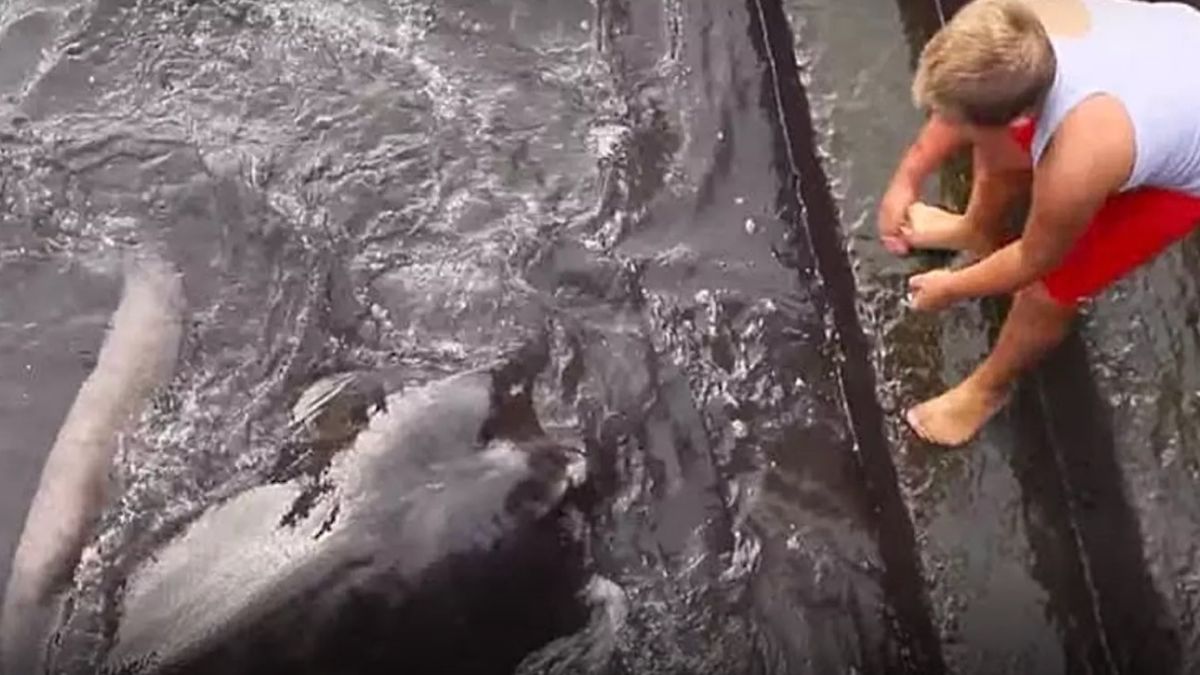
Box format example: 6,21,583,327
1,253,581,675
103,369,582,675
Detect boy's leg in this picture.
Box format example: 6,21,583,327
903,123,1034,256
903,162,1030,255
906,283,1074,447
907,186,1200,447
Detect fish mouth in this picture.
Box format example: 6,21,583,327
562,446,588,489
523,438,587,486
492,438,586,522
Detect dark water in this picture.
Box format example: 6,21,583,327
5,0,1200,672
0,0,917,671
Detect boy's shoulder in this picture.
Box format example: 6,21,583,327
1036,94,1134,190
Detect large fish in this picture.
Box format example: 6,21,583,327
101,366,586,675
4,250,586,675
1,251,186,675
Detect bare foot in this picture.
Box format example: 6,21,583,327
901,203,990,255
904,380,1009,448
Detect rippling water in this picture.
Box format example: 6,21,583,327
0,0,910,671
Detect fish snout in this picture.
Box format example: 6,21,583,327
503,438,585,520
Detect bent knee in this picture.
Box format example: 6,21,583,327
1015,282,1055,304
1016,282,1078,317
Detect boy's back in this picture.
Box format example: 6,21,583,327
1024,0,1200,195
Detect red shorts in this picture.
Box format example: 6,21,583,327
1009,118,1200,305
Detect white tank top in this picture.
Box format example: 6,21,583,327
1031,0,1200,196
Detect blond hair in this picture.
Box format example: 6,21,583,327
912,0,1056,125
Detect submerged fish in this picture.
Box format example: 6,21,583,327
3,250,589,674
102,367,588,675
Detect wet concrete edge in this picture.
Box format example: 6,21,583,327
888,0,1184,671
746,1,947,671
1030,338,1183,673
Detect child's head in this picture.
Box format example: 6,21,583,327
912,0,1055,127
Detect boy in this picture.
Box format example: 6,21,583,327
879,0,1200,446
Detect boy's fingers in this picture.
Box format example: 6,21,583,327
882,235,910,256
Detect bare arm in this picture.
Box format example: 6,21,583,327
894,113,969,186
940,98,1134,299
879,114,969,254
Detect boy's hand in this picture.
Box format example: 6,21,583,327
907,269,959,312
879,178,917,256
